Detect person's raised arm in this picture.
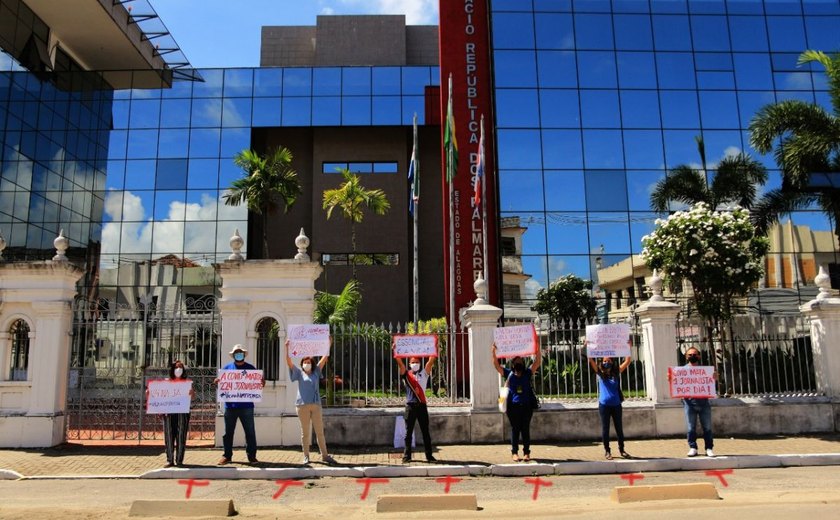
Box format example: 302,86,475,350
531,348,542,373
318,337,331,371
393,340,406,376
424,340,438,374
619,349,632,373
284,339,295,369
588,357,598,373
491,344,504,376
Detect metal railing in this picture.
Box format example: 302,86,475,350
676,315,820,397
528,319,648,402
325,322,470,407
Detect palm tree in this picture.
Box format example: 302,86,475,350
322,168,391,277
222,147,302,258
651,136,768,212
748,50,840,238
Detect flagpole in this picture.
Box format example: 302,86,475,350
412,113,419,326
479,116,488,289
447,74,457,396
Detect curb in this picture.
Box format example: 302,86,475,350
4,453,839,480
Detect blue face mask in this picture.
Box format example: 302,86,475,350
602,362,613,370
234,352,245,362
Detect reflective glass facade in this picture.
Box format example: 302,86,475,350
490,0,840,317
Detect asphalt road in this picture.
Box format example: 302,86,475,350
1,466,838,519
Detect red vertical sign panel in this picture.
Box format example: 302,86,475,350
439,0,499,319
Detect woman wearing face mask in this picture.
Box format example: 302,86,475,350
491,343,541,462
669,346,718,457
588,349,632,460
151,360,194,467
285,339,336,465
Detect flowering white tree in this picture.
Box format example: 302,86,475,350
641,203,769,328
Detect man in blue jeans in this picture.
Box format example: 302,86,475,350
215,344,265,464
679,347,718,457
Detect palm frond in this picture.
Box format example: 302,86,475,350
751,189,818,234
650,166,709,212
711,153,768,209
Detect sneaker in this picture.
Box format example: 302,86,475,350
322,455,336,465
687,448,698,457
705,449,715,457
248,457,259,464
605,451,613,460
426,455,437,463
302,455,310,464
401,456,411,463
217,457,231,465
164,462,174,468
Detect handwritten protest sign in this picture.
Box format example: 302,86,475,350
146,379,192,414
393,335,438,358
493,324,538,358
217,369,264,402
585,324,631,358
668,365,717,398
287,324,331,358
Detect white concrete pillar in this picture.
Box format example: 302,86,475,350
801,266,840,398
463,277,503,411
0,260,83,448
635,271,681,405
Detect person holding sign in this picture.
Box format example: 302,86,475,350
586,343,632,460
669,346,718,457
492,343,542,462
393,339,438,463
145,360,194,467
285,338,337,465
215,345,265,465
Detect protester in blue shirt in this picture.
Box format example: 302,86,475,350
214,344,264,465
285,339,336,465
587,345,632,460
492,343,542,462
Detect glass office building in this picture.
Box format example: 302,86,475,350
489,0,840,318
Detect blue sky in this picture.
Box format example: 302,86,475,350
151,0,439,69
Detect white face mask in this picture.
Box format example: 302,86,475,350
410,363,421,372
302,363,312,372
174,367,184,378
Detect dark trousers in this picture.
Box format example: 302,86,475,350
222,407,257,460
163,413,190,465
403,402,433,458
598,404,625,452
506,403,533,455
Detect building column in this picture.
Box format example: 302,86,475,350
801,266,840,399
635,271,681,405
463,277,503,411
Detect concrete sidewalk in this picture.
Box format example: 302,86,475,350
1,434,839,479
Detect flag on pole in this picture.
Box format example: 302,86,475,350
474,117,484,207
408,114,419,215
444,75,458,182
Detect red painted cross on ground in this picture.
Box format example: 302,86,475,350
178,479,210,499
356,477,389,500
273,479,304,499
705,469,734,487
435,476,463,493
620,473,645,486
524,477,553,500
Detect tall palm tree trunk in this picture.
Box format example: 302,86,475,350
262,211,270,258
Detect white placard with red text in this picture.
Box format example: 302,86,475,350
217,369,264,402
287,324,331,358
393,335,438,358
493,324,538,358
668,365,717,398
585,323,631,358
146,379,192,414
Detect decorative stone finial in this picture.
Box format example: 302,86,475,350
473,273,488,305
52,229,69,263
228,229,244,262
0,231,6,261
295,228,310,261
648,269,663,302
815,265,832,300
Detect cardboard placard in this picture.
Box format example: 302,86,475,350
287,324,331,358
146,379,192,414
585,323,631,358
393,335,438,358
668,365,717,398
493,324,538,358
217,369,264,402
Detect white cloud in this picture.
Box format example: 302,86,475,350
101,190,247,264
331,0,439,24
